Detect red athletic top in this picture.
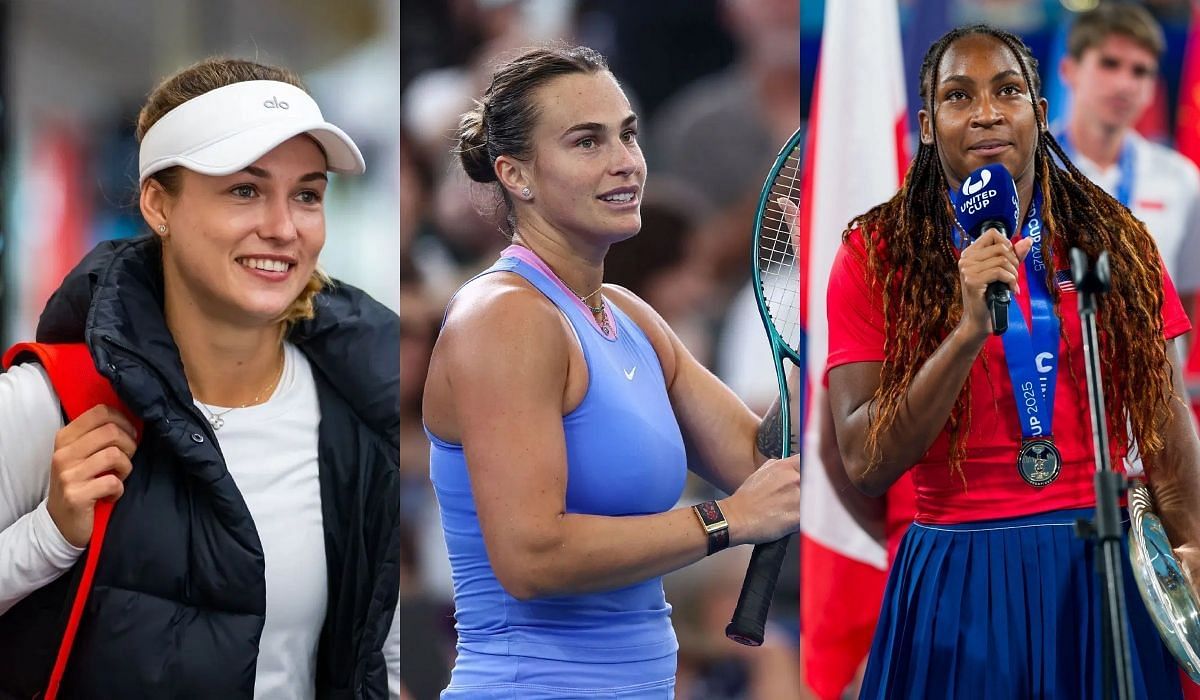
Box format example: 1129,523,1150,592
826,228,1191,524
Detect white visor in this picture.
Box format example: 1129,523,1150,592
138,80,365,183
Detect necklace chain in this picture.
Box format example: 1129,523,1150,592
569,283,604,314
561,277,609,333
512,240,610,332
197,350,285,431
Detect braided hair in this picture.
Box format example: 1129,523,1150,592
850,24,1172,485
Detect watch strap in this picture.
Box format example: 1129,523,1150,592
693,500,730,556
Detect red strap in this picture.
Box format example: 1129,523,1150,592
2,343,140,700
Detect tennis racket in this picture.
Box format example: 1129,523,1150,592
725,128,805,646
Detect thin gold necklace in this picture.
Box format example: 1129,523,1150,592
197,350,286,431
571,284,610,335
513,240,610,333
571,283,604,314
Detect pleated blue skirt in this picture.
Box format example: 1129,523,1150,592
860,508,1182,699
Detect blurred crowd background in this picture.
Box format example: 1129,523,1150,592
3,0,1200,698
400,1,1200,698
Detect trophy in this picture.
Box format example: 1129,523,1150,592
1127,481,1200,682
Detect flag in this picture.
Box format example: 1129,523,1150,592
17,126,90,338
1178,1,1200,446
798,1,914,697
1177,2,1200,168
1181,13,1200,699
1054,269,1077,293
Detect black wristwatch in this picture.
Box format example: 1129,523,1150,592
693,500,730,556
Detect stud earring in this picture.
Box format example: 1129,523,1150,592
157,224,168,234
521,187,532,200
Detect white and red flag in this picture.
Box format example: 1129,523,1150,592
797,1,913,697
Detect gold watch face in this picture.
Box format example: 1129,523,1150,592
702,521,728,534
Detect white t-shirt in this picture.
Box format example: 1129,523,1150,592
0,343,402,698
1072,131,1200,294
1067,132,1200,476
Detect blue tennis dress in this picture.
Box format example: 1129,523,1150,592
429,254,688,698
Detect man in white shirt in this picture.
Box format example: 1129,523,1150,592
1059,2,1200,320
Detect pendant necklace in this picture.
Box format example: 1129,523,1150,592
197,350,285,431
568,282,611,335
513,240,611,334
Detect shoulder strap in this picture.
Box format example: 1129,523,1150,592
2,343,138,425
1,342,141,700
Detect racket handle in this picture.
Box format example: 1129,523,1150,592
725,535,790,646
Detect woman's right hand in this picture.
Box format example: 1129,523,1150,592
957,228,1033,338
47,405,137,547
721,455,802,546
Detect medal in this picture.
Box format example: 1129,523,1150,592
989,190,1064,489
1017,438,1062,487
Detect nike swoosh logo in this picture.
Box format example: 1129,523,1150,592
624,367,636,381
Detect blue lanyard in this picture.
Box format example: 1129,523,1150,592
1055,128,1136,207
1000,190,1059,440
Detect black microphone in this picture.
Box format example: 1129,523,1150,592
949,163,1021,335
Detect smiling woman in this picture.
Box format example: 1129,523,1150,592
0,58,402,698
422,45,805,697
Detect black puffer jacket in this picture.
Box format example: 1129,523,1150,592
0,237,401,699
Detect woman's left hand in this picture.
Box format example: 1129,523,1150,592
1175,542,1200,602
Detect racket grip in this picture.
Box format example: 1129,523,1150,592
725,535,790,646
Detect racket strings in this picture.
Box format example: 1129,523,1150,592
756,146,804,353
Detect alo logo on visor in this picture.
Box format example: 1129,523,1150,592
962,168,992,196
263,96,290,109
